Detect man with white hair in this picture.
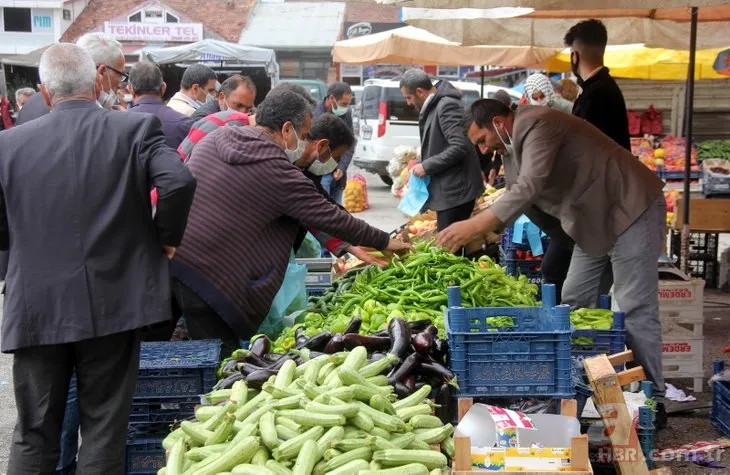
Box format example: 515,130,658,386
15,32,126,125
0,43,196,473
14,87,36,111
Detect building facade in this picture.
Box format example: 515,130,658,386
0,0,87,55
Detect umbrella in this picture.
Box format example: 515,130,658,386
332,25,556,67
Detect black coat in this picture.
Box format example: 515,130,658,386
0,100,197,352
572,67,631,151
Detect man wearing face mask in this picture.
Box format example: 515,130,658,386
524,73,574,114
399,69,483,235
170,89,411,354
314,82,355,205
437,99,667,418
565,19,631,151
167,64,218,117
191,74,257,121
128,62,194,150
15,32,126,126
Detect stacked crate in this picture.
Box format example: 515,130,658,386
499,226,550,298
126,340,221,474
669,231,719,288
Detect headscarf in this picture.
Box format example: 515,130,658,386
524,73,554,107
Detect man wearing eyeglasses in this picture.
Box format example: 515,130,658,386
15,32,126,126
190,74,257,121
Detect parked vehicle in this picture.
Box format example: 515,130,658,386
279,79,328,102
353,79,519,185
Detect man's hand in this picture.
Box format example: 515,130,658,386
412,164,426,178
383,239,414,258
163,245,176,260
488,169,497,186
437,219,480,253
333,169,344,181
348,245,388,268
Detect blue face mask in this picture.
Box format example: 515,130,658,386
331,98,348,117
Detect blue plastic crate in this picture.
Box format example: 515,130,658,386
135,340,221,399
445,284,574,398
128,396,198,426
658,169,702,180
499,250,545,297
638,428,656,469
711,361,730,437
126,436,165,474
571,314,626,361
500,226,550,257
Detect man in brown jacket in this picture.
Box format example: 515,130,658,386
171,89,409,354
438,100,666,406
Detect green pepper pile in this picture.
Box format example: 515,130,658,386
570,308,614,346
272,242,538,353
698,140,730,160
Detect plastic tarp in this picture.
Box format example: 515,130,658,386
1,45,52,68
332,25,557,68
545,45,730,80
140,39,279,79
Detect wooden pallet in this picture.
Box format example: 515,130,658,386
583,350,672,475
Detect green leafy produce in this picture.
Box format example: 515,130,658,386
698,140,730,160
272,242,538,353
570,308,614,346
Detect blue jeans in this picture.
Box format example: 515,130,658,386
56,374,79,473
320,173,345,205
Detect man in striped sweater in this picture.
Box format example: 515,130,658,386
170,89,409,353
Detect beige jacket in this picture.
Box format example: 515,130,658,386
166,91,199,117
490,106,664,257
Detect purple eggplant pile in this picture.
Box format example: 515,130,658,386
215,317,457,398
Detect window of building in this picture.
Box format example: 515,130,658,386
3,7,32,32
63,9,72,20
437,66,459,77
128,12,142,22
166,12,179,23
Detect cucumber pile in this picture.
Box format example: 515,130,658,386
160,346,454,475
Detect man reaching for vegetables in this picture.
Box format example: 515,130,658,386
438,99,668,420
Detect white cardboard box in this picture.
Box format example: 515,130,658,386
662,323,705,393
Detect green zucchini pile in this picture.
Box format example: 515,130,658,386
159,346,454,475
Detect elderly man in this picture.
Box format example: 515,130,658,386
128,62,194,149
438,99,667,420
15,87,36,112
191,74,256,121
399,69,484,234
167,64,218,116
15,32,126,126
0,43,196,473
170,89,409,355
314,82,354,204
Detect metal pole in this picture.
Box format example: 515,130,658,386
680,6,698,274
480,65,485,98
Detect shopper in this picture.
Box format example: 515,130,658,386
14,87,36,111
314,82,355,205
438,99,666,412
167,64,218,116
192,74,256,121
565,19,631,151
170,89,410,355
0,43,196,473
128,62,194,149
399,69,483,233
524,73,573,114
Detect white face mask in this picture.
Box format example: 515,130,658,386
530,96,550,107
123,93,133,103
332,101,348,117
308,148,338,176
492,119,514,156
284,126,307,163
98,73,118,109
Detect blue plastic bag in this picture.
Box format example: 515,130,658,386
295,232,322,258
257,250,308,338
398,173,430,217
512,215,546,256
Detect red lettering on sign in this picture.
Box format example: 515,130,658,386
658,287,693,300
662,342,691,353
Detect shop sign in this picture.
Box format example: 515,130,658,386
346,22,372,39
104,21,203,42
32,8,54,33
341,64,362,77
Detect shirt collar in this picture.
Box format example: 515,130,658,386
583,66,606,82
176,91,202,109
133,96,164,106
421,93,436,113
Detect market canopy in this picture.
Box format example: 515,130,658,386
1,45,52,68
140,39,279,79
546,45,730,80
332,25,557,67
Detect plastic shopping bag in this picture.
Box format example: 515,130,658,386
398,173,430,217
512,215,547,256
257,250,308,338
295,232,322,258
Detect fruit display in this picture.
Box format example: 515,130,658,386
161,345,455,475
474,186,505,212
271,242,538,354
664,189,679,226
344,176,368,213
633,135,700,174
698,139,730,160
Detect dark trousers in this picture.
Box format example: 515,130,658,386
9,330,141,475
436,199,477,231
172,279,240,357
541,239,575,305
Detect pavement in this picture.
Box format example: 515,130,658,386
0,170,727,473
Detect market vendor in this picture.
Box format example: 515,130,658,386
170,89,410,355
437,99,667,412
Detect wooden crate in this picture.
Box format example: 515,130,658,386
673,196,730,233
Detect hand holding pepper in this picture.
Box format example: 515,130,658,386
383,238,413,259
348,245,388,268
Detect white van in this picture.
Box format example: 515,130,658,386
352,79,519,185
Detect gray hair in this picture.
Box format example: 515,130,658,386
399,69,432,94
76,32,123,67
39,43,97,99
255,89,311,133
129,62,164,96
15,87,36,104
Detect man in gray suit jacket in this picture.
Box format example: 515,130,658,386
400,70,483,233
438,99,666,405
0,43,196,473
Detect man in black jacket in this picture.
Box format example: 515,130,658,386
400,69,483,232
